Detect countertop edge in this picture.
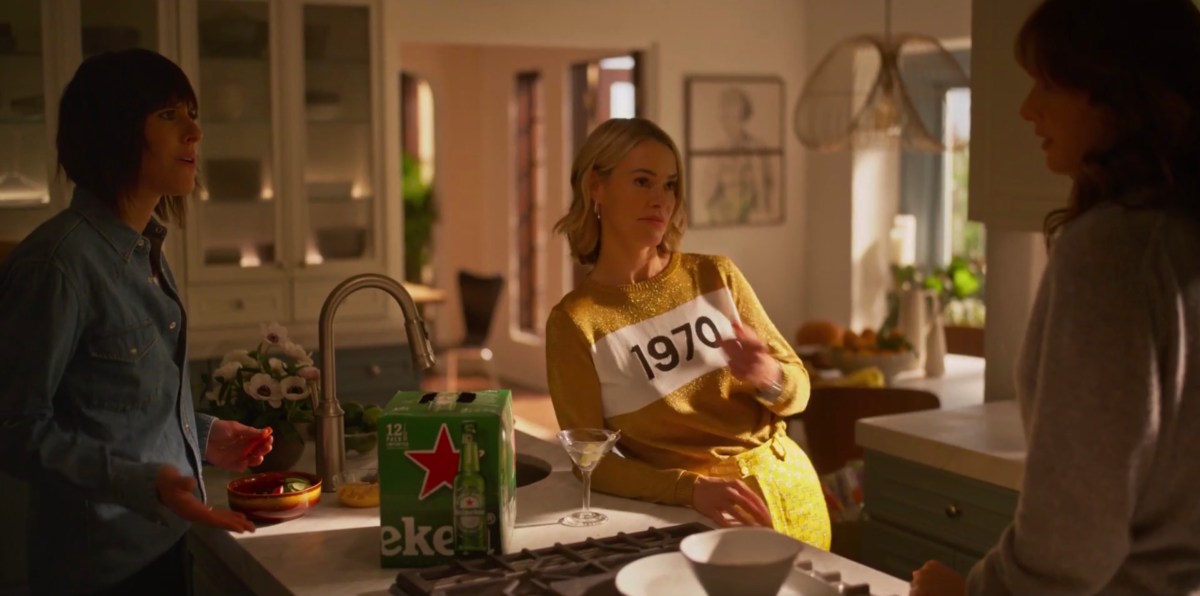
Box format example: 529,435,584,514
855,402,1026,492
857,423,1024,491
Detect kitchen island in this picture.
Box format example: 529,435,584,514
855,401,1025,578
192,429,909,595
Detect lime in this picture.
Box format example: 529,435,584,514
362,405,383,430
283,477,311,492
345,432,378,454
343,402,364,427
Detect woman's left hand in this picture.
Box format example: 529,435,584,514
720,321,781,392
206,420,273,472
910,560,966,596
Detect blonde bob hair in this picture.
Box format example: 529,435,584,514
554,118,687,266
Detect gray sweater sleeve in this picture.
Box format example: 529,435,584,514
967,209,1161,595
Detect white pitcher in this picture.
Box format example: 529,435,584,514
924,293,947,378
897,286,928,366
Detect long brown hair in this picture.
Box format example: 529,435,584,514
1015,0,1200,243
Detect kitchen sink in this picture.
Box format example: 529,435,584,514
515,453,551,487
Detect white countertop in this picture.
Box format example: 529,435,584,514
192,430,910,596
855,400,1027,491
892,354,986,410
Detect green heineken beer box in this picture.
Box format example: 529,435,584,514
378,390,516,568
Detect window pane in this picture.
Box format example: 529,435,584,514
515,72,543,334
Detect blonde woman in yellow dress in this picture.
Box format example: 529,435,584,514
545,117,830,548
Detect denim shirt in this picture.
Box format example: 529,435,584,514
0,187,214,594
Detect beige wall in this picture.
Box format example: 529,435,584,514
386,0,811,390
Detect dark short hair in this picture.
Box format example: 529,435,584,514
56,48,198,223
1016,0,1200,241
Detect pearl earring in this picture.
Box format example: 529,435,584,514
594,204,601,220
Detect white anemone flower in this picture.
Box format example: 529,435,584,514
280,376,310,402
281,341,314,367
268,358,287,374
261,322,290,346
213,361,242,384
222,349,258,369
244,373,283,408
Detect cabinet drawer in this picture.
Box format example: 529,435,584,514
864,451,1018,556
189,283,289,328
329,344,421,407
292,279,387,323
955,551,982,577
863,520,956,581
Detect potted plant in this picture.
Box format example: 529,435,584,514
886,256,985,326
402,153,436,284
198,322,318,472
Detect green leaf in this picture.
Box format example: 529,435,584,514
952,267,981,298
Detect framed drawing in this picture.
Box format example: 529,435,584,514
685,76,785,228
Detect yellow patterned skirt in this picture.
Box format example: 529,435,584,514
700,431,831,549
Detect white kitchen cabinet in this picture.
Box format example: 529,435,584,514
0,0,403,336
178,0,394,329
0,1,166,242
968,0,1072,232
862,451,1018,579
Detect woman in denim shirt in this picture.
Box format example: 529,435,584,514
0,49,271,595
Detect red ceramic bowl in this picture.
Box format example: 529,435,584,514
227,471,322,523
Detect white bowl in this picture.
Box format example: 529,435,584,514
679,527,804,596
830,349,918,384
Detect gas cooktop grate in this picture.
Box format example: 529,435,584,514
391,522,710,596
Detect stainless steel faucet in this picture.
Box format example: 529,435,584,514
315,273,436,492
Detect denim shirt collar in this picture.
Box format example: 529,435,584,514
70,186,169,260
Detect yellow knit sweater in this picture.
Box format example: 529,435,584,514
545,252,811,507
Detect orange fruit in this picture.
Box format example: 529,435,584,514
842,330,860,351
796,320,845,348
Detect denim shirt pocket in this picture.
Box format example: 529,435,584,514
84,321,163,411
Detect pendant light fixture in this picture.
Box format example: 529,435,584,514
793,0,969,152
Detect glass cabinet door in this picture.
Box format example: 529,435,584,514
300,3,375,267
79,0,159,59
192,0,279,270
0,0,51,209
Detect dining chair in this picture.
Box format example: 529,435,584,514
790,386,941,476
442,270,504,391
943,325,985,358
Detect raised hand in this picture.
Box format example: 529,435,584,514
206,419,273,472
720,321,781,392
692,476,773,528
155,465,255,533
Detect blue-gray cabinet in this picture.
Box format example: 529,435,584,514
862,451,1019,580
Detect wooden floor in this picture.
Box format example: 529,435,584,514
419,373,560,441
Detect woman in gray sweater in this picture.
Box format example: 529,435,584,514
911,0,1200,594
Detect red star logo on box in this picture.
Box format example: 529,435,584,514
405,424,460,499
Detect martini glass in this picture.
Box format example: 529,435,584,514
557,428,621,527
